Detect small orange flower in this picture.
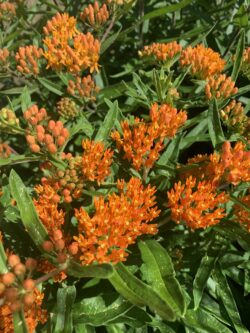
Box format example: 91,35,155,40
82,139,114,183
180,44,225,79
0,142,11,158
0,48,9,66
205,74,238,100
167,176,228,229
80,1,109,27
0,2,16,21
74,177,159,265
67,75,98,99
112,103,187,170
33,184,65,235
15,46,43,75
233,194,250,232
139,41,182,62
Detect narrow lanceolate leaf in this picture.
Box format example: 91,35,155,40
0,155,41,167
193,240,222,310
13,310,28,333
95,99,119,141
231,29,245,82
213,264,248,333
139,240,186,317
37,77,63,96
207,98,225,147
9,169,48,249
67,259,114,279
109,262,177,322
0,240,8,274
69,114,94,138
73,296,132,326
184,308,232,333
54,286,76,333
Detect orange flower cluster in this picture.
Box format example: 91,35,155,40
0,142,11,158
139,41,182,62
184,141,250,187
24,105,69,154
233,194,250,232
33,184,64,235
0,48,9,65
0,254,47,333
80,1,109,27
82,139,114,184
67,75,98,100
43,13,100,73
56,97,79,119
15,45,43,75
205,74,238,100
0,2,16,20
220,100,250,136
167,176,228,229
241,47,250,79
180,44,225,79
74,177,159,265
111,103,187,170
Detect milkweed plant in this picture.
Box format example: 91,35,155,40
0,0,250,332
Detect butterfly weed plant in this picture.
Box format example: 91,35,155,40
0,0,250,332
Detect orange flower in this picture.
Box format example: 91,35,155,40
233,194,250,232
82,139,114,183
180,44,225,79
37,259,67,282
33,184,64,235
0,289,47,333
139,41,182,62
0,48,9,65
0,2,16,20
111,103,187,170
67,75,98,99
205,74,238,100
74,177,159,265
80,1,109,27
0,142,11,158
15,46,43,75
167,176,228,229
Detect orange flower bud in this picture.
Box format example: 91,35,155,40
47,143,57,154
8,254,20,268
2,272,16,286
55,239,65,251
42,240,54,252
23,293,35,307
30,144,41,153
25,258,37,271
23,278,35,291
53,229,63,241
13,263,26,276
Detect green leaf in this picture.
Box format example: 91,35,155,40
37,77,63,96
193,239,221,310
67,259,114,279
109,262,177,322
213,264,248,333
233,4,249,28
139,240,186,317
9,169,48,249
69,114,94,138
73,296,132,326
0,240,8,274
20,86,32,113
158,132,184,165
101,28,122,54
0,155,40,167
54,286,76,333
207,99,225,147
231,30,245,81
95,99,119,141
75,325,95,333
13,311,28,333
184,308,232,333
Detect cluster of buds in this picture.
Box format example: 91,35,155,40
167,176,228,229
43,13,100,74
80,2,109,28
41,156,83,203
67,75,98,100
180,44,225,79
240,48,250,79
56,97,80,119
205,75,238,100
0,2,16,21
0,142,11,158
15,45,43,75
0,108,20,132
0,48,9,67
139,41,182,63
42,229,78,265
111,103,187,170
0,254,38,312
24,105,69,154
220,100,250,136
